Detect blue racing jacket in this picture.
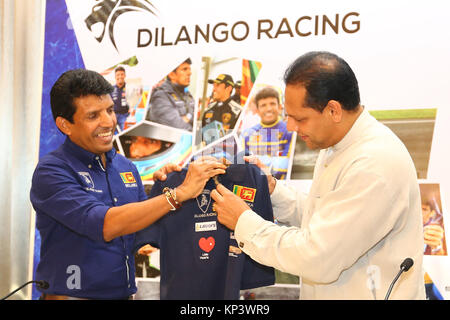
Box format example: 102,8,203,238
30,138,147,299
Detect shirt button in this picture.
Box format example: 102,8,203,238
95,156,99,160
239,242,244,249
114,197,118,202
88,164,92,169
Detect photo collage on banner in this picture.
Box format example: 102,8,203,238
419,182,447,300
32,0,450,299
99,52,298,187
103,57,194,184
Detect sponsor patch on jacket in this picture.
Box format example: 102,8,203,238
79,172,95,188
195,221,217,232
233,185,256,202
78,172,103,193
120,172,137,187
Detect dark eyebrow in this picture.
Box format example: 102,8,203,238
287,113,305,121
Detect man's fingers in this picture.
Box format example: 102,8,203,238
154,163,182,181
194,155,222,164
207,169,226,179
218,157,232,166
424,225,444,237
243,155,271,174
199,162,227,179
193,156,229,169
211,184,235,206
243,155,260,165
211,189,223,203
216,183,232,195
167,163,182,172
153,171,167,181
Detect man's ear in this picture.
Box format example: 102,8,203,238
55,116,71,135
167,71,176,83
325,100,343,123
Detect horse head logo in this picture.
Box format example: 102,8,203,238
84,0,157,51
196,189,212,214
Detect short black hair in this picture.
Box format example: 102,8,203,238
172,57,192,73
115,66,126,73
50,69,113,123
283,51,360,112
255,87,280,107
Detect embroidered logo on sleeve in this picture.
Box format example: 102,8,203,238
78,172,103,193
232,185,256,202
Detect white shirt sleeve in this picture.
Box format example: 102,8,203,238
235,157,402,284
270,180,307,227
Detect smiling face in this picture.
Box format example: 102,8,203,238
256,96,281,125
285,84,335,150
115,70,126,88
57,94,116,156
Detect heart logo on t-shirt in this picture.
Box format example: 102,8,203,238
198,237,215,253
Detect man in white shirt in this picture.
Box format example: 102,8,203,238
211,51,426,300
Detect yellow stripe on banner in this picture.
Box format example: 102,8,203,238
242,67,250,77
272,167,288,172
246,140,289,146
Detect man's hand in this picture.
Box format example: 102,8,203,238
424,224,444,248
182,115,191,124
153,163,182,181
244,155,276,194
176,158,227,202
137,244,158,256
211,183,251,230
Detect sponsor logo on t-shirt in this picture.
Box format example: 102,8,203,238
195,221,217,232
199,236,215,260
196,190,211,213
233,185,256,202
